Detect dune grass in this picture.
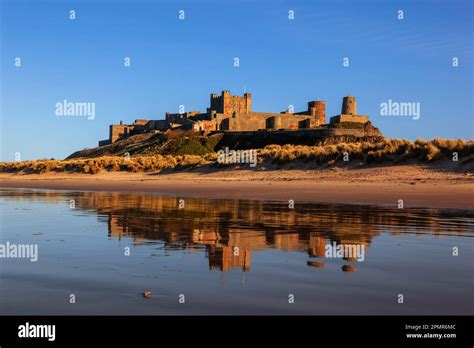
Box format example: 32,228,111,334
260,138,473,165
0,154,217,174
1,138,472,174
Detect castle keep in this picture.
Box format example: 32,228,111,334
99,91,370,146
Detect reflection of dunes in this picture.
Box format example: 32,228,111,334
2,189,473,273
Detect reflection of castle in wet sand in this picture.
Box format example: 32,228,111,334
3,190,473,273
83,193,471,273
107,215,324,272
105,201,371,272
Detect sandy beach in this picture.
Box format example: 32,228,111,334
1,165,472,209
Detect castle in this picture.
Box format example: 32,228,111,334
99,91,370,146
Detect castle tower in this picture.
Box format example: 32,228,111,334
308,100,326,126
341,96,357,115
210,93,223,113
219,90,252,115
330,96,368,125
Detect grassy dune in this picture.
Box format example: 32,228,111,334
1,138,472,174
0,154,215,174
261,138,473,164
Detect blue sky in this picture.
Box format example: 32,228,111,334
1,0,472,161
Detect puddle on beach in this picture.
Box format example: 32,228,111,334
0,189,472,315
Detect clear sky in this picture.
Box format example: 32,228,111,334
1,0,472,161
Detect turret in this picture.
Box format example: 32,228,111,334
341,96,357,115
308,100,326,126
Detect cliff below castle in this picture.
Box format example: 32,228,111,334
67,122,382,159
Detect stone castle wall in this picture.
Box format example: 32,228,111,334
110,124,133,142
215,128,382,150
98,92,374,147
227,112,314,131
330,115,369,124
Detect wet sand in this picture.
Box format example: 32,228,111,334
2,189,473,315
1,165,473,209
